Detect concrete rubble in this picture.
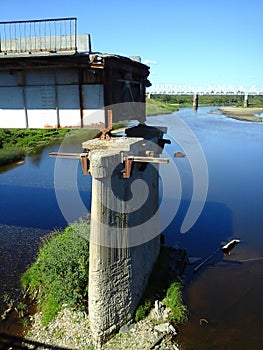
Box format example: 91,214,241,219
27,307,181,350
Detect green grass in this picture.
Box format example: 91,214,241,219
0,147,25,166
163,281,188,324
135,299,152,322
0,128,70,154
0,124,126,167
0,128,101,166
21,219,90,325
146,97,179,116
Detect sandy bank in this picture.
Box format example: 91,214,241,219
218,107,263,122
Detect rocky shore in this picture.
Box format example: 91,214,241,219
23,247,187,349
26,307,181,350
218,107,263,122
1,243,181,350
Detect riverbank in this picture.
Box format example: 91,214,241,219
218,107,263,122
1,215,187,349
24,246,186,350
146,97,179,116
0,128,100,166
25,307,181,350
0,148,25,166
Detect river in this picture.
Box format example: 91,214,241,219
1,106,263,349
148,107,263,350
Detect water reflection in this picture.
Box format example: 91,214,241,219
0,160,25,174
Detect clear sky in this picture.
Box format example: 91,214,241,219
1,0,262,90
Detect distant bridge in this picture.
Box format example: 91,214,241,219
147,84,263,96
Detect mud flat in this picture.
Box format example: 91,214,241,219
218,107,263,122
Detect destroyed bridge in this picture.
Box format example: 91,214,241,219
0,17,150,129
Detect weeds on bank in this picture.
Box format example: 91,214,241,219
0,128,70,153
135,281,187,325
0,147,25,165
163,281,188,324
21,219,90,325
135,247,188,325
146,98,178,116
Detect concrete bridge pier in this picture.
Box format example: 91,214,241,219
193,93,198,110
83,132,167,348
244,94,249,108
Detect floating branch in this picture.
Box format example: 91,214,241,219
193,238,241,273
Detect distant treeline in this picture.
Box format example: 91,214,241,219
151,94,263,107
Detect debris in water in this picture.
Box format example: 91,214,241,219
199,318,209,326
221,239,240,255
174,152,186,158
193,238,241,273
193,248,220,273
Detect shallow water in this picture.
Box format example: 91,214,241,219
147,107,263,350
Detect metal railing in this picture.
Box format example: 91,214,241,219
147,84,263,96
0,17,77,54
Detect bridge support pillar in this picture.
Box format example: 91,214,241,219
83,134,164,348
193,93,199,110
244,94,249,108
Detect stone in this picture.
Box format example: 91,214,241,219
154,323,170,333
155,300,164,318
168,324,177,336
119,322,134,334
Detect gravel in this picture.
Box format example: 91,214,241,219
26,307,182,350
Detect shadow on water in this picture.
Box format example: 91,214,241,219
0,161,25,175
163,198,233,259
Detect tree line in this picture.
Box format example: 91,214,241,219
151,94,263,107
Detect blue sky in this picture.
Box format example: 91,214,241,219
1,0,262,90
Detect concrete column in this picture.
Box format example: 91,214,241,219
82,137,162,348
193,93,198,110
244,94,248,108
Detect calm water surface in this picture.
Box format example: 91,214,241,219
1,107,263,349
0,136,92,332
148,107,263,350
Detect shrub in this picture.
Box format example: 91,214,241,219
21,219,90,325
135,299,152,322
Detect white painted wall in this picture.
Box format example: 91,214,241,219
0,70,105,129
0,86,27,128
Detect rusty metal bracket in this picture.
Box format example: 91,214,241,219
122,155,169,179
50,151,169,178
49,151,90,175
100,109,113,140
